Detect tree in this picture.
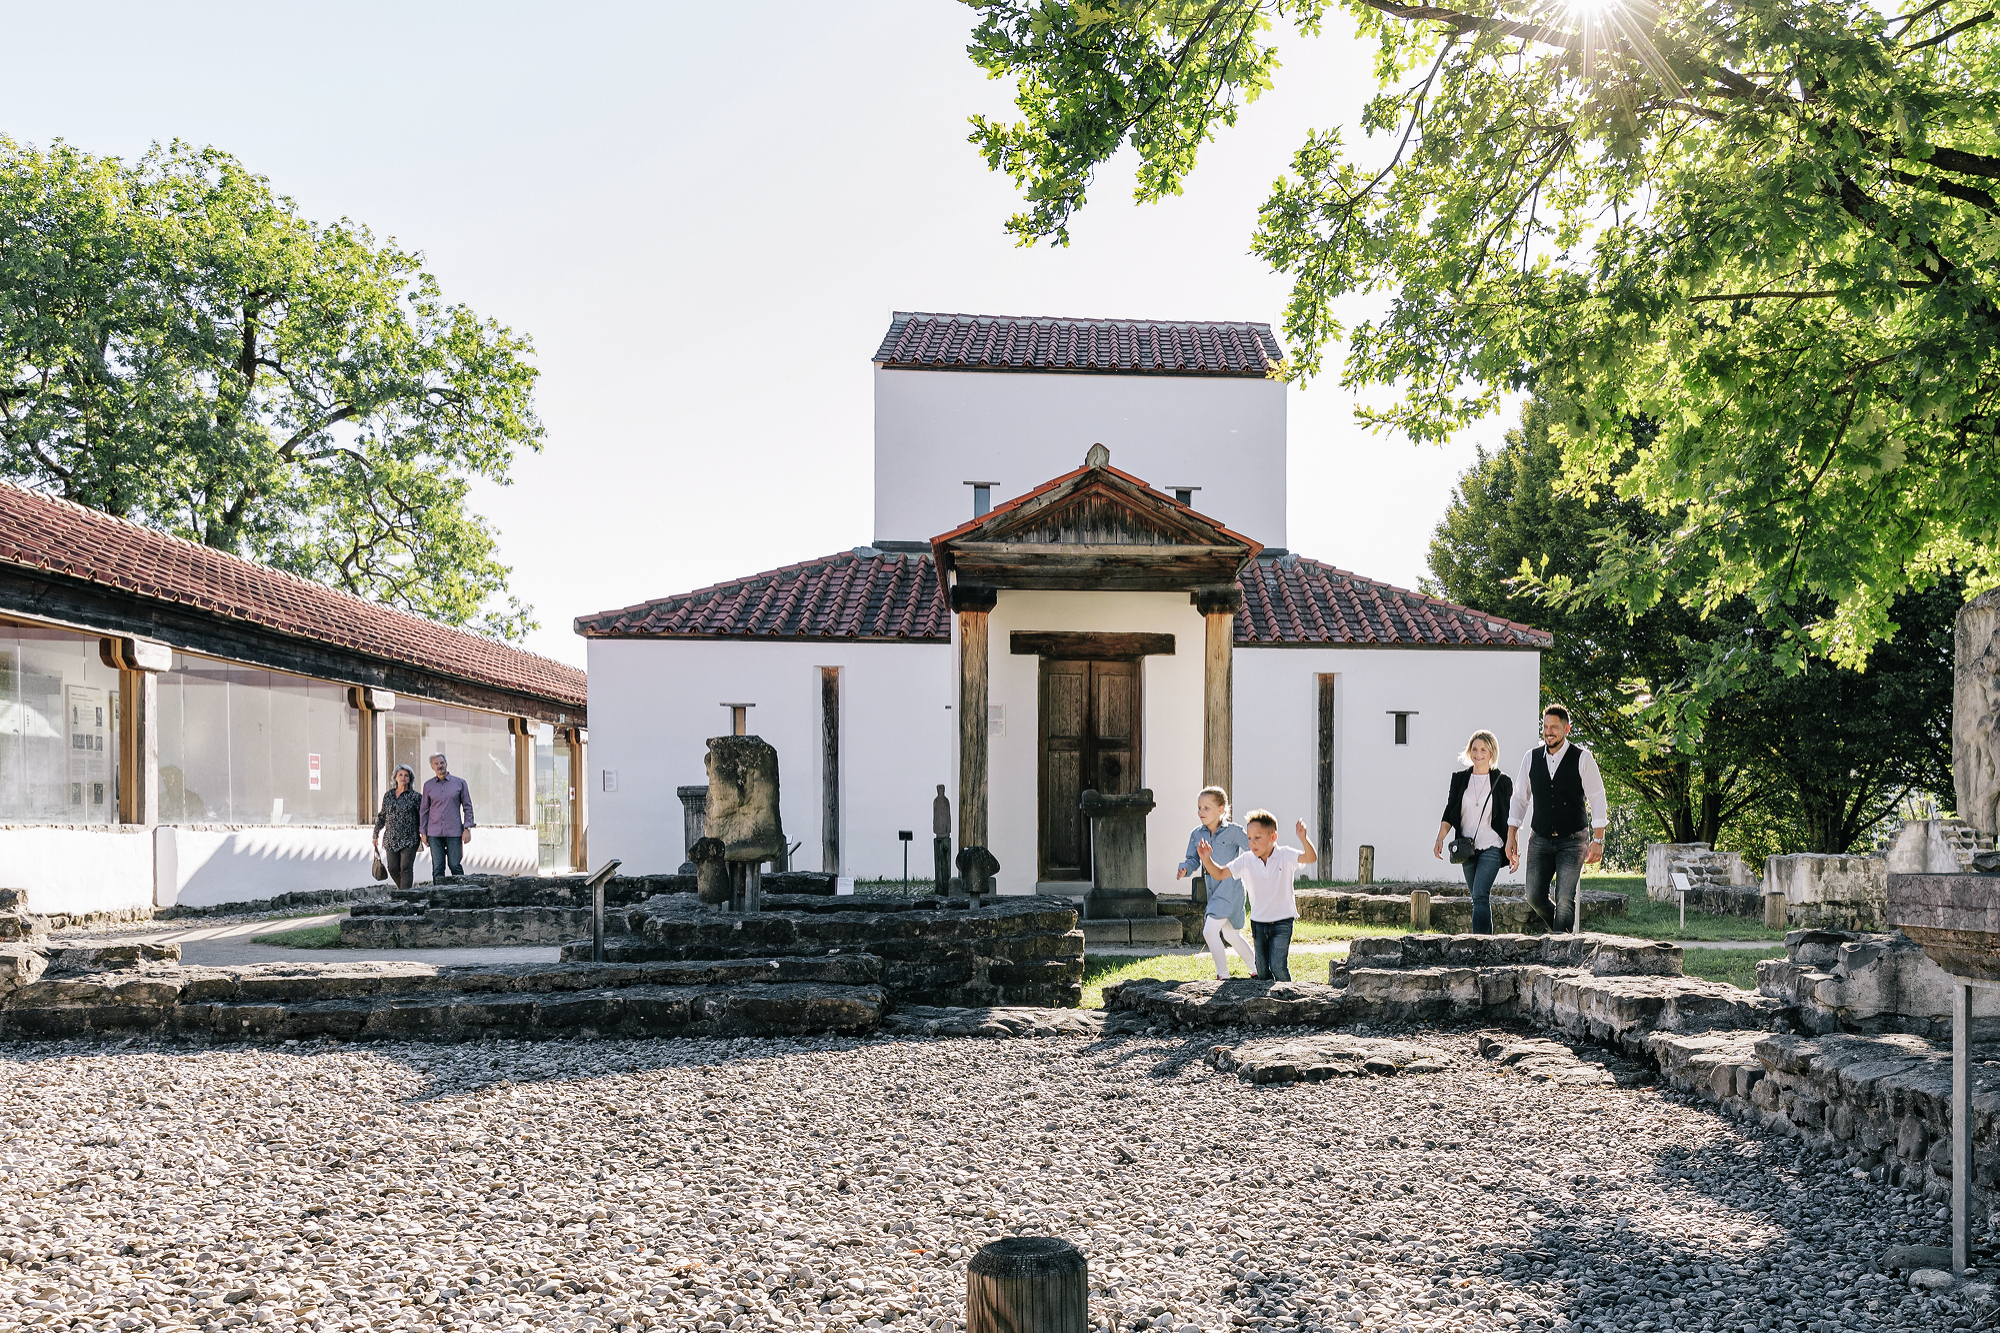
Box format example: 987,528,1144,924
1427,399,1773,848
1430,398,1957,852
964,0,2000,669
0,138,543,640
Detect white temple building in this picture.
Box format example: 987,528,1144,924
580,313,1545,893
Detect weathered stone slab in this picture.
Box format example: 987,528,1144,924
1478,1031,1653,1087
1207,1034,1450,1084
1345,932,1681,977
1757,927,2000,1039
1886,871,2000,980
881,1006,1105,1039
704,735,785,862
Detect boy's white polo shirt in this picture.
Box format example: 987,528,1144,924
1224,845,1303,922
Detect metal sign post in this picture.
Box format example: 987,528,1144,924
583,858,622,964
899,829,913,894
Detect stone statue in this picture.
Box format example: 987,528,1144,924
704,735,785,862
955,845,1000,902
690,837,731,906
932,784,952,894
1956,588,2000,838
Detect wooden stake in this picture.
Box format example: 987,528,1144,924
965,1237,1087,1333
1410,889,1431,932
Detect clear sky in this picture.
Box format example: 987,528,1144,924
4,1,1512,669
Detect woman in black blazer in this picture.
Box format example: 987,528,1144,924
1432,729,1517,934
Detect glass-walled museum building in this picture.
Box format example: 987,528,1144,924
0,482,589,919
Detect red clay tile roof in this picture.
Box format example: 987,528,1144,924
1240,555,1550,649
575,548,950,641
0,480,587,708
874,312,1282,377
580,548,1547,650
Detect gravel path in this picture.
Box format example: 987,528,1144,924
0,1027,1970,1333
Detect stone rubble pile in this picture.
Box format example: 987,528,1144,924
0,1029,1976,1333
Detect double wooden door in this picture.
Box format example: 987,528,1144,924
1038,658,1139,881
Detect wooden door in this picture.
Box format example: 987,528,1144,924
1038,658,1141,881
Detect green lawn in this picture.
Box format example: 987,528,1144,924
247,923,344,948
1681,946,1788,990
1080,952,1258,1009
1293,919,1411,943
1579,874,1790,942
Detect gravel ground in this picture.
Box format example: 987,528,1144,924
0,1026,1975,1333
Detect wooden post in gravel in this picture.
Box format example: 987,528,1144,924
966,1237,1086,1333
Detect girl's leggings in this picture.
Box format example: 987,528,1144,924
1202,914,1256,978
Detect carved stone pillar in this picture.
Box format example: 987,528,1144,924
952,583,999,853
1194,585,1243,797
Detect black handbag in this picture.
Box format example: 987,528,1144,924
1449,785,1493,864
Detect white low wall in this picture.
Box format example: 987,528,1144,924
158,825,539,907
0,823,540,917
0,824,156,918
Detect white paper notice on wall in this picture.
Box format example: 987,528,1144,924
602,770,619,793
308,753,322,791
988,704,1005,737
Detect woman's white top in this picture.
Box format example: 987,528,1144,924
1461,772,1504,851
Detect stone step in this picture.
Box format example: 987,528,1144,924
1,979,886,1044
3,953,879,1013
1080,918,1184,947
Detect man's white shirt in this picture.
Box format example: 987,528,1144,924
1505,740,1608,833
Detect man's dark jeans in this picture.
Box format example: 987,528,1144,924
428,835,465,880
1525,831,1587,933
1252,917,1295,981
1460,845,1507,934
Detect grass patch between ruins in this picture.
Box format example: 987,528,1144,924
1080,952,1260,1008
1581,875,1791,942
1680,945,1788,990
247,923,344,948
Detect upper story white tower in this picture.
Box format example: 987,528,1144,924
871,312,1288,547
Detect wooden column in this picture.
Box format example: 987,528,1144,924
568,726,589,871
965,1237,1086,1333
820,667,841,875
951,584,998,852
1194,586,1242,795
1317,673,1337,863
103,637,169,827
348,687,396,824
512,718,535,827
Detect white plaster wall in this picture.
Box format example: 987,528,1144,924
0,826,155,918
585,638,954,879
1232,648,1543,884
979,590,1208,895
874,369,1288,546
156,825,538,908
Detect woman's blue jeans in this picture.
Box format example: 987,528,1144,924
1460,845,1506,934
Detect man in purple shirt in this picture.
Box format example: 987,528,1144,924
420,753,475,880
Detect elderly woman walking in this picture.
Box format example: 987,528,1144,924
1433,729,1516,934
373,764,423,891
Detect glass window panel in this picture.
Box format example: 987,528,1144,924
0,625,120,824
386,699,515,830
159,655,234,822
535,721,569,871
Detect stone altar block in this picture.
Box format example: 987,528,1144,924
1081,788,1156,921
704,736,785,863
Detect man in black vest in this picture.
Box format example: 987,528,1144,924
1504,704,1608,933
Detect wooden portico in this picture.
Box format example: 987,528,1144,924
930,452,1260,886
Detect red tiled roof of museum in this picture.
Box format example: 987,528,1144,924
575,548,950,641
928,462,1261,552
874,312,1283,377
1239,555,1550,648
579,548,1545,649
0,480,588,706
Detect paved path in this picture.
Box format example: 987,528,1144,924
53,912,562,968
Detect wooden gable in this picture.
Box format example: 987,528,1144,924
931,464,1261,593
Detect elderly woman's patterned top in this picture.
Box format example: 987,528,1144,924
374,786,422,851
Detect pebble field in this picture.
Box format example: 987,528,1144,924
0,1027,1975,1333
